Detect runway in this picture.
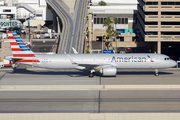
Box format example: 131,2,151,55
0,68,180,113
1,90,180,113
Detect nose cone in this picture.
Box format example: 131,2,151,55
170,60,177,68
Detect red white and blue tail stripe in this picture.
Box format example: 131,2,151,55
7,31,40,63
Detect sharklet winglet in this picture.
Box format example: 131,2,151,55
72,47,78,54
67,54,77,64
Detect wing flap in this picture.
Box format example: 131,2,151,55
77,63,115,70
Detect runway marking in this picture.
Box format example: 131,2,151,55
0,103,98,107
1,98,180,100
0,99,99,102
100,103,180,106
1,103,180,107
0,96,99,98
1,95,180,98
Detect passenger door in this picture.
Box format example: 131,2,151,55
155,54,160,64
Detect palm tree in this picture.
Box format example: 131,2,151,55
113,17,119,31
103,17,113,27
103,17,118,38
103,17,119,51
103,17,113,38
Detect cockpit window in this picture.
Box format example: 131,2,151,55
164,58,171,60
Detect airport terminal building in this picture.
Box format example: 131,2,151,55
0,0,53,30
87,0,156,54
87,0,180,60
0,0,180,60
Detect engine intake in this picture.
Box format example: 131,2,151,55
101,66,117,76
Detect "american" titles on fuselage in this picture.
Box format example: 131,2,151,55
111,56,147,62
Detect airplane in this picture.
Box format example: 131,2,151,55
5,31,177,77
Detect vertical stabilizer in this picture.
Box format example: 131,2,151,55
7,31,40,63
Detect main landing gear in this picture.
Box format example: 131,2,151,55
89,70,95,78
89,72,94,77
155,69,159,76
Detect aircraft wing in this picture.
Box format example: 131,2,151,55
79,63,104,68
77,63,115,71
67,54,116,70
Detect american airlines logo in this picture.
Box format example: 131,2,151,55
111,56,147,62
147,55,154,62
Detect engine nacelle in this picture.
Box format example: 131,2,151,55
101,66,117,76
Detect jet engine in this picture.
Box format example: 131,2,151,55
100,66,117,76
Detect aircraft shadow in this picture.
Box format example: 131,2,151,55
116,71,173,75
8,69,174,77
9,69,90,77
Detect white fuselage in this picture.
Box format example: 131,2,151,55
21,53,177,69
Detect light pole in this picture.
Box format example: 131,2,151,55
28,13,31,42
102,37,103,53
29,20,30,42
116,38,117,53
102,34,106,53
116,35,120,53
102,35,105,53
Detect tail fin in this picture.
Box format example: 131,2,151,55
7,31,35,58
7,31,40,63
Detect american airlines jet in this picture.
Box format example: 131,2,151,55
6,31,177,77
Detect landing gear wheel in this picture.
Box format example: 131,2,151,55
89,72,94,78
155,73,159,76
155,69,159,77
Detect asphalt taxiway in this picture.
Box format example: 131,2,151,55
0,68,180,113
0,68,180,85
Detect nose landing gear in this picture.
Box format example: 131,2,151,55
155,69,159,76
